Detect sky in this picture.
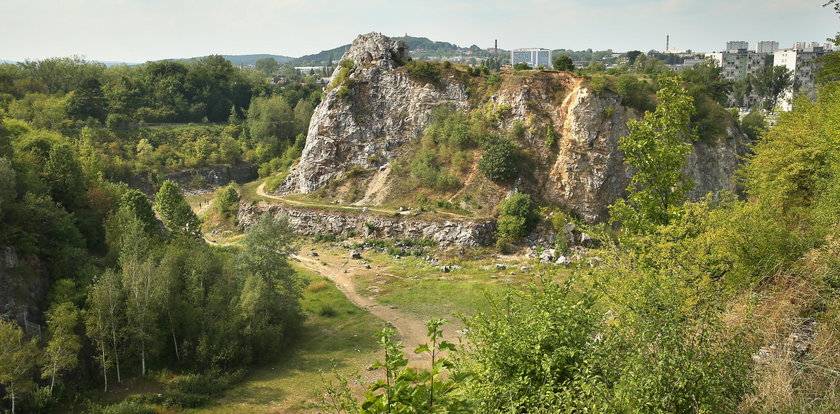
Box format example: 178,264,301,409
1,0,838,63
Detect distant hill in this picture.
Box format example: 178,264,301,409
292,35,501,65
161,54,294,66
0,59,17,64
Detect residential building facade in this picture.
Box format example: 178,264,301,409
511,48,552,68
774,45,830,110
756,41,779,54
707,50,766,80
726,41,749,52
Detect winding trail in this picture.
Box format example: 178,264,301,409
255,181,475,220
292,253,432,364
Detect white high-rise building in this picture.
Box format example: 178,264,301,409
756,41,779,54
773,45,830,110
511,48,552,68
726,41,749,51
707,50,765,80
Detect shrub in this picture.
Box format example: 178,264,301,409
478,137,519,181
318,303,337,317
495,193,537,245
307,280,329,293
102,401,156,414
214,184,239,216
513,62,531,70
170,373,225,397
405,60,441,84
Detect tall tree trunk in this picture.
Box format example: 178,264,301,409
10,387,15,414
141,340,146,376
168,310,180,361
111,325,121,383
102,345,108,392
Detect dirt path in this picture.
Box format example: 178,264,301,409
256,181,473,220
256,182,400,216
447,150,480,203
292,254,432,364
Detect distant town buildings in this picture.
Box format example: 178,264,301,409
707,49,766,81
726,41,749,52
774,44,830,110
756,41,779,54
511,48,552,68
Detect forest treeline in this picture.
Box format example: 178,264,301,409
0,56,320,181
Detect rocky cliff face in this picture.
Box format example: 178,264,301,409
128,162,257,195
0,246,49,327
237,202,495,248
284,33,469,194
284,33,749,222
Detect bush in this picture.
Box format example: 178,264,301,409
495,193,537,245
478,137,519,181
513,62,531,70
101,401,156,414
307,280,329,293
405,60,441,84
318,303,337,317
170,373,225,397
214,184,239,216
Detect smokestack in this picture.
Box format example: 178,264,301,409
666,35,670,52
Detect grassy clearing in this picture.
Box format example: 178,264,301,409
192,266,384,413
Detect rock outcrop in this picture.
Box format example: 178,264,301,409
237,202,495,248
283,33,750,223
284,33,469,194
128,162,257,195
0,246,49,328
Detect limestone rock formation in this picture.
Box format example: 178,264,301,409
237,202,495,248
285,32,469,194
283,33,749,222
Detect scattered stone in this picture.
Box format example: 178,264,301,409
450,265,462,271
520,266,531,272
555,255,570,265
441,265,451,273
579,232,593,247
350,250,363,260
365,264,372,269
495,263,507,270
539,249,556,264
311,251,319,257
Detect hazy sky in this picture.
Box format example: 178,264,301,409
1,0,838,63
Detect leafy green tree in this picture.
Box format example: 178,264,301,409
552,55,575,71
68,78,107,123
255,57,279,75
459,279,601,412
236,214,302,351
247,95,294,157
740,110,767,141
512,62,531,70
155,180,200,236
495,192,538,249
41,303,81,394
119,215,162,376
0,319,39,414
292,99,314,137
0,157,16,215
213,184,239,217
120,189,157,235
86,269,125,391
478,137,519,181
609,76,696,232
751,65,793,111
682,58,731,105
44,143,85,208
